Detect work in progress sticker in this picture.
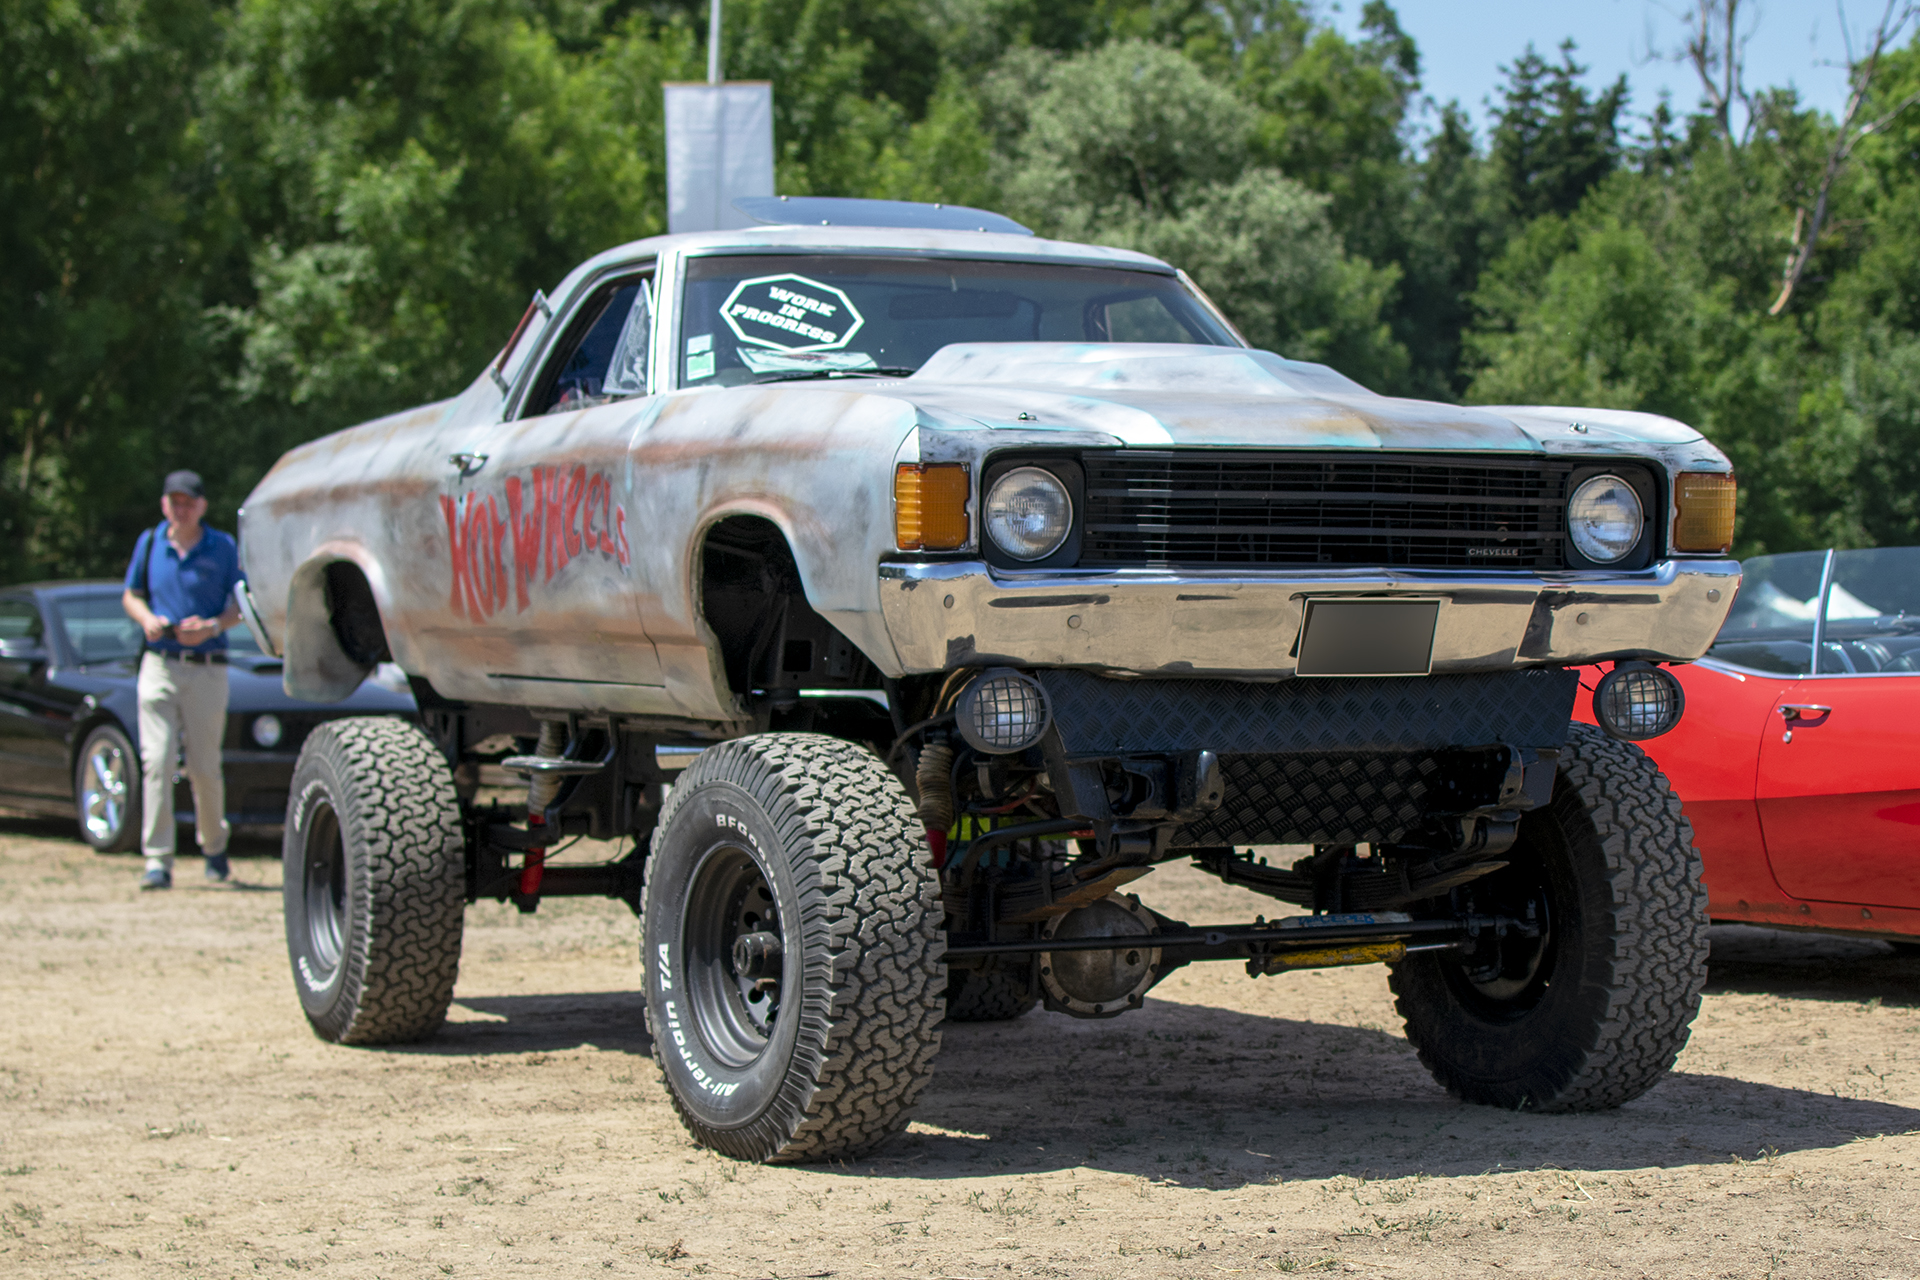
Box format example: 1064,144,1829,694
719,274,864,352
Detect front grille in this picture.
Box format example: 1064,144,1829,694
1077,451,1574,570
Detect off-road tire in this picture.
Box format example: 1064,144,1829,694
1389,722,1708,1111
75,723,141,852
642,733,943,1163
282,718,465,1044
944,962,1038,1022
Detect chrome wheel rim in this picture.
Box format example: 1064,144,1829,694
81,738,130,843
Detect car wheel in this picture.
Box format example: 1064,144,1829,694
283,717,465,1044
1389,722,1708,1112
642,733,943,1162
75,723,142,853
944,961,1038,1022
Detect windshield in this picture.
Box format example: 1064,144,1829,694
678,254,1237,386
54,590,264,663
54,592,144,664
1707,546,1920,675
1819,546,1920,672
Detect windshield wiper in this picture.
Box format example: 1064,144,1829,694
749,367,918,384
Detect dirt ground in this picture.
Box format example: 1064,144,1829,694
3,816,1919,1279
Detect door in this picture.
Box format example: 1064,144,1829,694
1627,659,1788,910
0,596,72,798
426,268,666,709
1758,546,1920,908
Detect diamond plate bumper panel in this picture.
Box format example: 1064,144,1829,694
1034,668,1580,756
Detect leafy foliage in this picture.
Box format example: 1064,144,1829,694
3,0,1918,579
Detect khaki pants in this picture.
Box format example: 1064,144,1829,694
137,651,230,859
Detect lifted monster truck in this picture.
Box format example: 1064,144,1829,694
238,197,1742,1163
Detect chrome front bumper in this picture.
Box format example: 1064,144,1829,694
876,559,1742,676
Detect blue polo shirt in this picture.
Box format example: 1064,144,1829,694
124,524,245,655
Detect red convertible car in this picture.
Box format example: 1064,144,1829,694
1579,546,1920,942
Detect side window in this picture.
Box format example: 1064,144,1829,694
1089,293,1199,342
526,275,653,416
0,599,43,643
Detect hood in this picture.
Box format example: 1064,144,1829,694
894,344,1709,456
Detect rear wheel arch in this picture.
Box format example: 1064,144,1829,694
285,553,394,701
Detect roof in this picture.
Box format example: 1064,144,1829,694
541,223,1176,319
3,578,124,597
732,196,1033,236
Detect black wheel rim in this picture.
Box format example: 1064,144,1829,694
680,843,784,1069
303,800,347,980
1444,861,1556,1020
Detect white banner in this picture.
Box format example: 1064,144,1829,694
664,82,774,234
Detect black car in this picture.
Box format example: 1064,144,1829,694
0,579,415,850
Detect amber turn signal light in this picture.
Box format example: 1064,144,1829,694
1672,472,1737,553
895,463,971,550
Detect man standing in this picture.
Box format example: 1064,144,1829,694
121,471,244,889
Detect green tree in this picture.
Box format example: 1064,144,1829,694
1490,41,1628,223
0,0,230,582
995,39,1406,386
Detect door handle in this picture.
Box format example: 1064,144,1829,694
1776,703,1832,743
448,452,489,479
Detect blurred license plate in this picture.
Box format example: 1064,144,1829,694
1296,600,1439,677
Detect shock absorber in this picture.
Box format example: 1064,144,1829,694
915,739,955,867
520,720,567,906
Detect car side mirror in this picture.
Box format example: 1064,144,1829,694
0,638,48,663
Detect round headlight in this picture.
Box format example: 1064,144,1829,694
985,467,1072,561
1567,474,1644,563
955,668,1053,754
1592,664,1685,741
251,713,283,749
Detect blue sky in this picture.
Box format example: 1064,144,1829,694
1325,0,1894,142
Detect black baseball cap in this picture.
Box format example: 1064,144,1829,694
162,470,205,498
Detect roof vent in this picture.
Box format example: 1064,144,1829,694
731,196,1033,236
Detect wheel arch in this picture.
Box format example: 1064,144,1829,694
67,708,137,782
283,544,396,702
691,508,893,708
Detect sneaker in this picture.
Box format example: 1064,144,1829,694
204,854,230,883
140,867,172,891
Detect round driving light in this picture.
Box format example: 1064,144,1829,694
954,668,1053,754
1592,664,1685,741
251,713,284,749
1567,474,1645,563
985,467,1072,561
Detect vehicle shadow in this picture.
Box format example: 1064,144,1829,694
0,813,86,841
853,998,1920,1186
0,812,283,857
395,991,653,1056
375,925,1920,1185
1704,923,1920,1008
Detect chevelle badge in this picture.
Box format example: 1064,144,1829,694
720,274,864,352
